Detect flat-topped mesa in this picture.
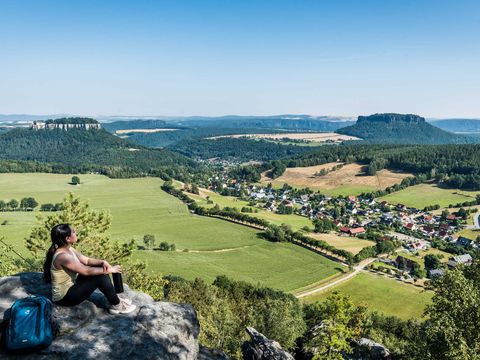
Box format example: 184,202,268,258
31,117,101,131
357,113,425,124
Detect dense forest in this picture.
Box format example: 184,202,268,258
338,113,475,144
0,127,205,181
170,137,320,161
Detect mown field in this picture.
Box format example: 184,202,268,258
303,272,433,320
263,162,412,196
0,173,341,292
308,232,375,255
378,183,480,209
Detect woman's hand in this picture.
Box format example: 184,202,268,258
109,265,122,274
101,260,112,274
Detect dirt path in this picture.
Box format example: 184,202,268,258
182,245,255,253
295,258,376,298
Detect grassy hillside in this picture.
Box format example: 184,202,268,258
378,184,480,209
303,272,433,319
0,126,200,179
265,162,412,196
0,173,341,291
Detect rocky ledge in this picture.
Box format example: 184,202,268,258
0,272,200,360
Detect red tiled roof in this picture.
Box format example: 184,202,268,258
350,227,365,234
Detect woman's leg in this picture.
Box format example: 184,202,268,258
56,274,120,306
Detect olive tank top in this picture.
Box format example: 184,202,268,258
51,248,80,302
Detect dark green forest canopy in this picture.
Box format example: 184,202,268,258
170,137,319,162
0,127,204,180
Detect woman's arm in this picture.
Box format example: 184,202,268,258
72,248,110,269
56,253,121,276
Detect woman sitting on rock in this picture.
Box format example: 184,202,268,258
43,223,136,315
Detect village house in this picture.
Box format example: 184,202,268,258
448,254,473,268
429,269,445,279
404,223,416,231
408,240,428,251
349,227,366,237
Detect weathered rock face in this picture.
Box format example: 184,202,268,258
0,272,200,360
357,113,425,124
241,327,294,360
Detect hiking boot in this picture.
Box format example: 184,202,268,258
109,299,136,315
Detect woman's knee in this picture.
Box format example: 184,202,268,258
96,274,114,286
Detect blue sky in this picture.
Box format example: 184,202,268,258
0,0,479,117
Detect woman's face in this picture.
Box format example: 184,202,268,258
67,228,78,245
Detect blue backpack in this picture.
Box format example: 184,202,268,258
1,296,54,353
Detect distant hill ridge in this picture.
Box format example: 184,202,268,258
430,118,480,133
338,113,476,144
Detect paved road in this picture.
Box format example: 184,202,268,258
464,213,480,230
295,258,376,298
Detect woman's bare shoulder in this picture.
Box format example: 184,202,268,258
53,250,74,266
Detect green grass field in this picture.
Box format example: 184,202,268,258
303,272,433,319
134,244,345,292
0,173,341,291
378,183,480,209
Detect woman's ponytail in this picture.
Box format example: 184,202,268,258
43,224,72,283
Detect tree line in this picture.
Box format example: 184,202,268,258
0,197,64,212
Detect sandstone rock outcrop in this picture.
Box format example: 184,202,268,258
241,327,294,360
0,272,200,359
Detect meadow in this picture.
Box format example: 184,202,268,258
303,271,433,320
378,183,480,209
0,173,341,292
263,162,412,196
